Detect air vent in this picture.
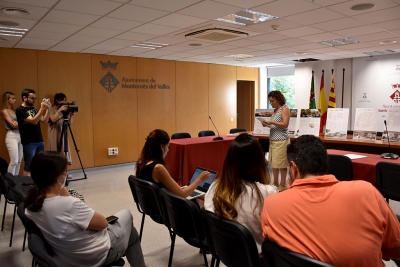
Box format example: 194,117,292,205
292,58,321,63
0,20,20,26
177,24,259,43
1,7,31,16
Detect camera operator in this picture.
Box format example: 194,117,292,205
48,93,74,164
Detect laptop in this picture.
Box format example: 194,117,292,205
184,167,218,200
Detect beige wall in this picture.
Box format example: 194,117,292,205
0,48,259,170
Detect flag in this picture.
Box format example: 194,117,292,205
328,72,336,108
318,70,327,134
309,71,316,109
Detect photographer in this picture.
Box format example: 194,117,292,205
48,93,74,164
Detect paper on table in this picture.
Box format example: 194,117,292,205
344,154,367,160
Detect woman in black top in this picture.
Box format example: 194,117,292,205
135,129,210,198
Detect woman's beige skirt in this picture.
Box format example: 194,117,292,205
268,139,290,168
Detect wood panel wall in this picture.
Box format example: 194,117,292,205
0,48,259,170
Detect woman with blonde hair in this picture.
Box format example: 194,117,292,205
1,92,22,175
204,133,276,253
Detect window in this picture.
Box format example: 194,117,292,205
265,66,295,109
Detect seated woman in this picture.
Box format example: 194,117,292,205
204,133,277,253
135,129,210,198
24,151,145,267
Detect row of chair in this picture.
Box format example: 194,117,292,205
128,175,334,267
171,128,248,139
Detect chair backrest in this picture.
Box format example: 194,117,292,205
262,240,335,267
230,128,247,134
200,209,260,267
0,173,12,200
198,130,215,137
0,157,8,176
128,175,142,212
171,132,191,139
158,188,203,240
130,177,164,224
376,162,400,202
11,183,34,206
327,154,353,181
28,233,59,267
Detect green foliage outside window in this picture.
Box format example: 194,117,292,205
268,76,295,108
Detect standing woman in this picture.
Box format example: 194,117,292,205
265,90,290,192
1,92,22,175
48,93,73,164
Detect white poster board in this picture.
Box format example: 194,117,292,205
298,109,321,136
254,109,273,135
325,108,349,139
382,108,400,142
353,108,378,140
288,109,299,136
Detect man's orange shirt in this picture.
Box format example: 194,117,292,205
262,175,400,267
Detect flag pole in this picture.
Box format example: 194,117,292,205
342,68,345,108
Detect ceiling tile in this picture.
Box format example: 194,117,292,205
31,21,83,34
269,38,311,46
300,32,344,42
80,49,111,54
213,0,275,9
276,26,324,38
54,0,122,16
249,43,282,50
25,30,70,40
43,10,100,26
327,0,398,16
87,44,127,51
0,2,49,20
311,0,351,7
177,0,242,20
114,31,158,41
77,27,123,38
128,0,203,12
107,5,169,22
18,37,59,46
354,32,399,42
64,35,107,44
245,18,303,33
223,39,261,47
253,0,320,17
90,17,144,31
247,33,291,42
333,25,382,37
373,19,400,31
284,8,345,25
107,46,149,56
0,15,38,29
0,0,58,8
99,39,134,46
288,42,326,50
352,6,400,24
161,45,195,52
151,13,207,28
224,47,260,54
147,36,190,45
131,23,180,35
205,43,238,51
312,18,366,31
15,43,52,50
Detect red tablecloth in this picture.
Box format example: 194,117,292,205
327,149,400,185
165,135,236,185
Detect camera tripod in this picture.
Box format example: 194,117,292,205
55,112,87,182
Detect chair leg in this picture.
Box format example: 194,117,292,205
1,201,7,231
31,257,35,267
202,251,209,267
215,258,220,267
9,203,16,247
168,233,176,267
139,214,145,242
22,229,27,251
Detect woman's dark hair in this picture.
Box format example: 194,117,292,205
213,133,270,221
53,93,66,106
268,90,286,106
136,129,170,177
24,151,68,212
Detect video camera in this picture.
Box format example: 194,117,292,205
57,101,78,116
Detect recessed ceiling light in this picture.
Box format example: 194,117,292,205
131,41,169,50
294,52,307,55
1,7,31,16
189,43,202,46
364,49,397,56
350,3,375,11
319,37,360,47
0,20,20,26
0,26,28,37
216,9,278,26
380,40,397,45
225,54,254,59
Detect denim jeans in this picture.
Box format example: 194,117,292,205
22,141,44,172
5,131,23,175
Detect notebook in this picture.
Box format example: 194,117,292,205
184,167,218,200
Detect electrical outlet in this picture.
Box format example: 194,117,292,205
108,147,118,156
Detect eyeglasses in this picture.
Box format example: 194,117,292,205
27,97,36,100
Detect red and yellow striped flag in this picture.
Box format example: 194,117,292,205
318,70,327,134
328,73,336,108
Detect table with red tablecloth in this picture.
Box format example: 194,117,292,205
327,149,400,185
165,135,236,185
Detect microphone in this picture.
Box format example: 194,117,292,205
381,120,398,159
209,116,223,140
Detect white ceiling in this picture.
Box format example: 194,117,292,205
0,0,399,67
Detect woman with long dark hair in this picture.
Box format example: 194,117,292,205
24,151,145,267
136,129,210,198
204,133,276,253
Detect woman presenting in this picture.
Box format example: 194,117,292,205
265,90,290,192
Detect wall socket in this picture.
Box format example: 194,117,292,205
108,147,118,156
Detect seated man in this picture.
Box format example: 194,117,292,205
261,135,400,267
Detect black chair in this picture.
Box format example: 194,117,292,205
158,189,211,267
200,209,260,267
0,173,17,247
28,233,59,267
230,128,247,134
262,239,335,267
198,130,215,137
327,154,353,181
171,132,191,139
129,176,165,239
376,162,400,204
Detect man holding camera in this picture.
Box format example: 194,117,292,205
48,93,74,165
16,88,51,176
